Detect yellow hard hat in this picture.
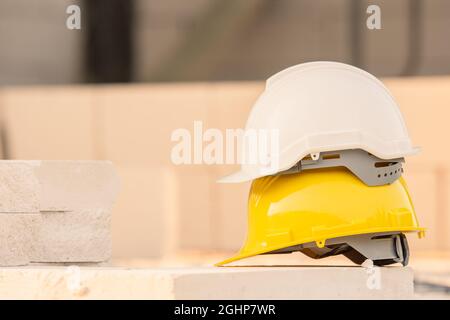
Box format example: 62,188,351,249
216,167,425,266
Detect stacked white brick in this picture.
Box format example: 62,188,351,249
0,161,120,266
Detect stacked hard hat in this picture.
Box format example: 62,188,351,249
216,61,424,267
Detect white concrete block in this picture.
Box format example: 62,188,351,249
0,214,41,266
0,160,120,212
0,211,112,265
170,267,414,300
0,161,40,213
31,210,112,263
0,266,414,299
34,161,120,212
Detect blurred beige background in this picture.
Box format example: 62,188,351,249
0,77,447,261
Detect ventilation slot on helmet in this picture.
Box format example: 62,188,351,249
374,161,396,167
323,154,340,160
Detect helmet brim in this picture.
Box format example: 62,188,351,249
215,229,425,267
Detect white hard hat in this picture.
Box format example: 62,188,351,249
219,61,419,183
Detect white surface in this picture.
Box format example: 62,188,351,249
0,214,41,265
0,266,414,300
